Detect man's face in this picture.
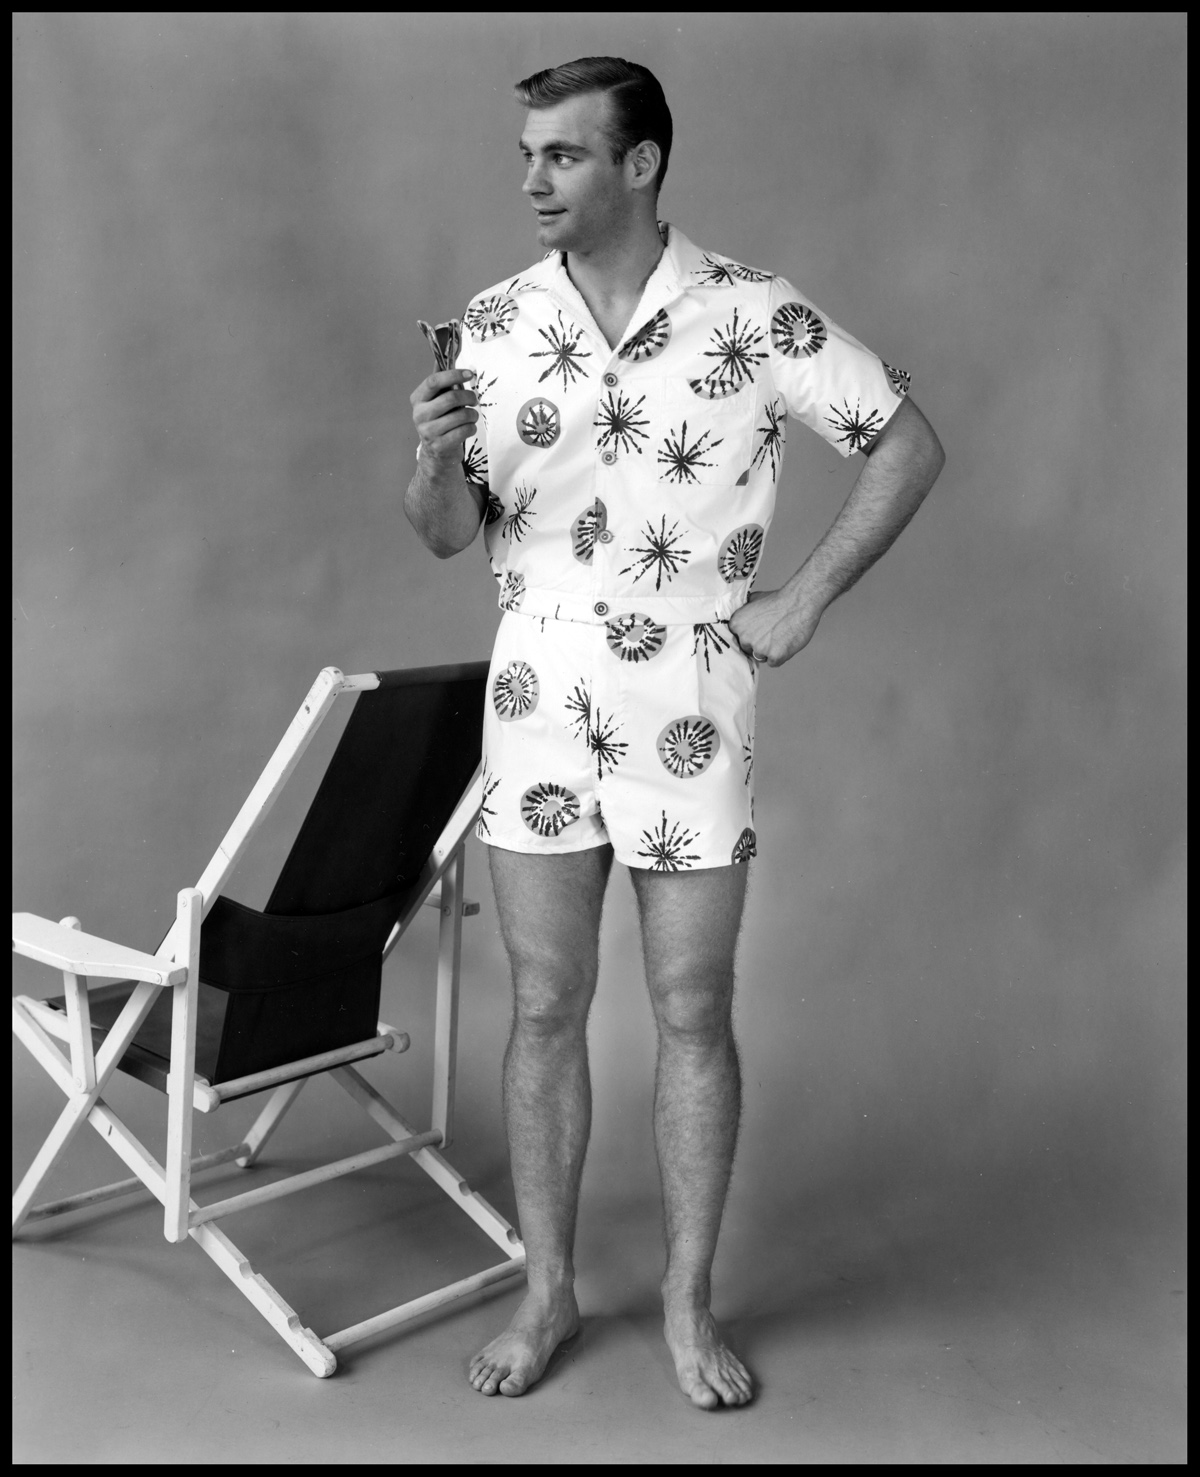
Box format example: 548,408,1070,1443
519,92,641,253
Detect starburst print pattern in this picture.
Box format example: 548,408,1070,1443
618,308,672,362
462,440,488,487
825,399,885,453
770,301,827,359
717,525,765,583
493,660,539,721
742,735,754,785
516,398,561,448
521,782,580,837
502,483,537,541
620,517,693,590
729,261,774,282
605,614,667,663
472,374,499,416
530,310,593,389
564,682,592,738
586,709,628,779
692,622,732,672
476,767,500,839
693,254,740,287
594,390,650,456
656,421,724,484
464,294,517,342
752,399,788,481
483,488,504,526
690,310,767,398
883,362,912,396
570,500,607,563
731,827,757,865
656,716,721,778
693,253,774,286
498,571,525,611
636,812,702,872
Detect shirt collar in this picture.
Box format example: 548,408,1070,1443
528,222,702,349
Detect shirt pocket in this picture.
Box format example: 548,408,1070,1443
654,378,757,489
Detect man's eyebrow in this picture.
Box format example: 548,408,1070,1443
518,138,589,156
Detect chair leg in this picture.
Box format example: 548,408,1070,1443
189,1220,336,1377
432,843,465,1147
12,1092,99,1234
236,1079,307,1168
164,889,202,1243
330,1064,522,1259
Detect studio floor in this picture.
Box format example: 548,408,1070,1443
12,1052,1186,1465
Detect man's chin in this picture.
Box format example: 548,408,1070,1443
535,214,577,249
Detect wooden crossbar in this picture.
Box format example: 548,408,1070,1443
188,1130,443,1227
194,1030,409,1112
25,1144,249,1222
324,1257,527,1353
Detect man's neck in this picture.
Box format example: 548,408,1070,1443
564,214,666,348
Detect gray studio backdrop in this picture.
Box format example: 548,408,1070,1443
13,14,1185,1308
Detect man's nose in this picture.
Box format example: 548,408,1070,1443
522,162,549,197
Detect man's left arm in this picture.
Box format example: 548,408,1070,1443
729,397,945,667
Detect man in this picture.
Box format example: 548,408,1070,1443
406,57,944,1410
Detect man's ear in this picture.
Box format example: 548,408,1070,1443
628,140,662,193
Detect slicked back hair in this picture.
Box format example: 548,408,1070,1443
515,57,673,195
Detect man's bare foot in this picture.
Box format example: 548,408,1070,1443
468,1286,580,1397
663,1297,753,1409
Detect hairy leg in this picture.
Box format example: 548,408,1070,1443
468,843,613,1397
630,863,753,1409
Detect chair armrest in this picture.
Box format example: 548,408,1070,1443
11,913,187,986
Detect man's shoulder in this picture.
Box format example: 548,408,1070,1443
666,227,781,294
688,247,779,291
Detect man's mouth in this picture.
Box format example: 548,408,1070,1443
535,207,565,220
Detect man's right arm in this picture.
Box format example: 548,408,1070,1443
405,368,485,558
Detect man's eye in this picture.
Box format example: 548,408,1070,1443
555,155,573,166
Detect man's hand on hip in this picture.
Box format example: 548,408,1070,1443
728,590,823,669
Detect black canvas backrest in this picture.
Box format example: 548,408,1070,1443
265,662,489,917
100,662,491,1089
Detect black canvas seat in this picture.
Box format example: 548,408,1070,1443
45,664,486,1094
13,662,524,1377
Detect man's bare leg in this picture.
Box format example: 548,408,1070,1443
469,843,613,1397
630,864,754,1409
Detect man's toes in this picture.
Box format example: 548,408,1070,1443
684,1374,719,1409
499,1368,530,1397
710,1370,742,1405
472,1361,505,1395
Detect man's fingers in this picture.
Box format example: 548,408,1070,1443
416,386,478,421
419,408,478,442
422,422,475,455
410,367,477,406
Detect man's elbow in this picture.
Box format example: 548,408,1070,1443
926,429,946,481
403,495,459,559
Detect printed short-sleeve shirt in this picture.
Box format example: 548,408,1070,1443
456,224,910,625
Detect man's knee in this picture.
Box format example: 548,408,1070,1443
509,942,597,1036
649,965,735,1045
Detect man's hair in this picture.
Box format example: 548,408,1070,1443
515,57,673,194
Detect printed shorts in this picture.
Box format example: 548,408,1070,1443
478,611,758,870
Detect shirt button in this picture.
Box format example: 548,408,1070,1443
598,530,614,544
594,601,609,617
603,372,618,388
601,449,617,465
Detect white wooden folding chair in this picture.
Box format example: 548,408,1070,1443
12,663,524,1376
